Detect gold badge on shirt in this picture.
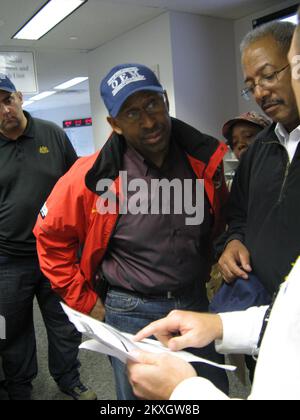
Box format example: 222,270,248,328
39,146,50,154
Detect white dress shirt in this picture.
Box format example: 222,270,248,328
170,258,300,400
275,123,300,161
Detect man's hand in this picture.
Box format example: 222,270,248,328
134,310,223,351
127,351,197,400
89,298,105,321
218,239,252,283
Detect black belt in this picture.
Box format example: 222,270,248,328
108,286,186,300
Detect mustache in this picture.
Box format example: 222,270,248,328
142,124,164,137
262,99,284,111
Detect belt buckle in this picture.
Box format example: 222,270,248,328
167,291,174,299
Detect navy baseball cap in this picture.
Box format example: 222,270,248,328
0,73,16,93
100,63,164,117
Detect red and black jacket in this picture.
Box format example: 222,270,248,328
34,118,228,314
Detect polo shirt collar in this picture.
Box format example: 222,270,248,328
21,111,35,139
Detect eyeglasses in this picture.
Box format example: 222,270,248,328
241,64,290,100
117,93,167,124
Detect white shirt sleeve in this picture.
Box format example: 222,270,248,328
215,306,268,355
170,377,231,400
170,306,268,401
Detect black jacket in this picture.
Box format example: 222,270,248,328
226,123,300,295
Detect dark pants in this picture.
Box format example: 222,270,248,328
0,256,82,400
105,283,229,400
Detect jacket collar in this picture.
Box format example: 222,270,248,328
256,122,279,144
85,117,220,195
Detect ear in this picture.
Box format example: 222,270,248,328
16,91,23,104
164,91,170,112
107,116,123,135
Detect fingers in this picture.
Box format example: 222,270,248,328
219,262,236,283
134,315,180,345
239,252,252,273
129,350,159,365
218,241,252,281
127,352,192,400
167,331,195,351
89,298,106,321
219,259,249,282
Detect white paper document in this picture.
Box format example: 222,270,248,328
61,303,236,372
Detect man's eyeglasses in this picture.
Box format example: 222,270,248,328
241,64,290,101
117,92,167,124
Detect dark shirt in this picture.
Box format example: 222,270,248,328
0,111,77,257
101,139,212,295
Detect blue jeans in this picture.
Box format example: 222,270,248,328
105,284,229,400
0,256,82,400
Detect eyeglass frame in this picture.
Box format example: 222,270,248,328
115,91,169,124
241,64,290,100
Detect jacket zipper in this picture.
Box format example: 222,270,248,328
262,141,290,203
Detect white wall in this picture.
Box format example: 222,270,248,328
30,103,92,128
88,13,175,149
88,11,238,146
169,11,238,140
234,0,297,115
88,2,296,149
30,103,95,157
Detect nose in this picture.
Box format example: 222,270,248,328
253,84,270,102
139,110,156,128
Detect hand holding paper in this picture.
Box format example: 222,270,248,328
61,303,235,371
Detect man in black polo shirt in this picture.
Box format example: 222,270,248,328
0,74,96,400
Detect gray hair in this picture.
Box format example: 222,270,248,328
240,21,295,55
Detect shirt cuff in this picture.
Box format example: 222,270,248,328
170,377,230,400
215,306,268,355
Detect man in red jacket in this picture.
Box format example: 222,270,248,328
34,63,229,399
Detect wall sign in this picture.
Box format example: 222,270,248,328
0,51,38,94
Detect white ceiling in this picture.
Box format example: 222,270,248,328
0,0,285,112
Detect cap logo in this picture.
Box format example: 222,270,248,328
107,67,146,97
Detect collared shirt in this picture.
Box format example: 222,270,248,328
101,139,213,295
0,111,77,257
275,123,300,161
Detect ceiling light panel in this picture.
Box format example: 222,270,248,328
13,0,87,41
22,101,34,107
54,77,88,90
30,91,56,101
